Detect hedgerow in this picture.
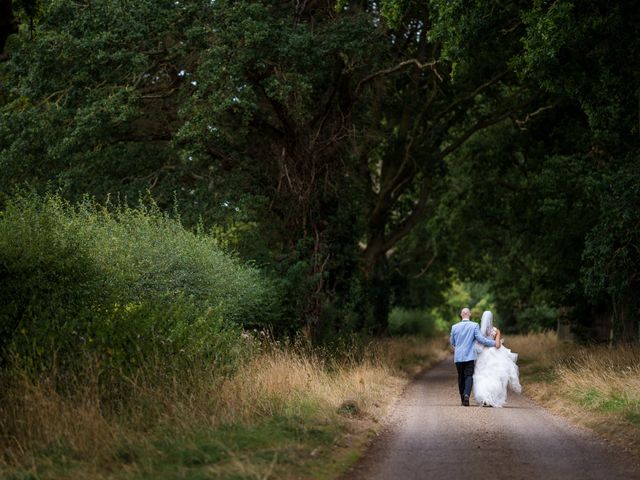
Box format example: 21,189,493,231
0,193,278,373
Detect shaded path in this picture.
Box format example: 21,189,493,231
345,357,640,479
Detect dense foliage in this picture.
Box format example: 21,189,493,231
433,0,640,338
0,194,276,371
1,0,638,342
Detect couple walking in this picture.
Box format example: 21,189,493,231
450,308,521,407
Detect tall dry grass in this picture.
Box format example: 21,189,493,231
0,335,448,477
505,330,561,363
556,344,640,405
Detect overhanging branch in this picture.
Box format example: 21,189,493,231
380,176,432,253
514,101,559,130
433,70,509,123
437,98,536,160
355,58,442,95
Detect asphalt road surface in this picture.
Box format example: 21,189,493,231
345,357,640,480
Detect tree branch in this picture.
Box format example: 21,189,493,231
433,70,509,123
380,177,432,253
437,98,536,160
309,55,348,136
355,58,442,95
513,101,559,130
248,74,297,135
370,105,427,230
412,253,437,278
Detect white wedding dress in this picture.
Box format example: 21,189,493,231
473,311,521,407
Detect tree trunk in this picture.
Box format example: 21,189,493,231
360,226,392,335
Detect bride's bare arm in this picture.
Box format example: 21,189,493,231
495,329,501,348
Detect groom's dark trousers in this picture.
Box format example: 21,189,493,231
455,360,474,400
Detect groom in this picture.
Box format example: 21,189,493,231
450,308,500,406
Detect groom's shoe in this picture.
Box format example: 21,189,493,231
462,395,470,406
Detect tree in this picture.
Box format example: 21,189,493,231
174,0,547,332
341,0,542,330
432,0,640,341
0,0,544,334
0,1,222,219
3,0,636,338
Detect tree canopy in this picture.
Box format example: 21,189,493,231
1,0,638,341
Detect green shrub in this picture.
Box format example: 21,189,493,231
0,193,278,373
388,308,438,337
515,304,558,332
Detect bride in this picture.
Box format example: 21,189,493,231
473,311,521,407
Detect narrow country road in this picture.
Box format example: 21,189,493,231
344,357,640,480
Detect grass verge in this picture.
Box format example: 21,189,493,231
0,335,448,479
507,332,640,457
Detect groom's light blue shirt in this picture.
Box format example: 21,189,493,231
450,319,496,363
